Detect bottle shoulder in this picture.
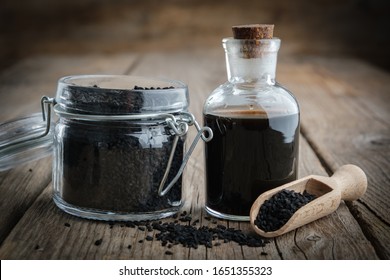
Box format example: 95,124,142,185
203,81,299,118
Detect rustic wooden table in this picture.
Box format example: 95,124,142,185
0,50,388,259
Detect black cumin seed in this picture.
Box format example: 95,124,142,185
134,86,174,90
145,236,153,241
127,245,132,249
165,251,173,255
64,222,71,227
179,216,192,222
125,221,135,228
94,238,103,246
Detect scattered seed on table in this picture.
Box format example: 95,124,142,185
127,245,132,249
151,221,266,249
64,222,71,227
94,239,103,246
103,213,267,251
145,236,153,241
125,221,135,228
191,219,200,226
165,251,173,255
179,215,192,222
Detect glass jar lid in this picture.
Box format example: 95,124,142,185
0,75,191,171
0,113,53,171
56,75,189,115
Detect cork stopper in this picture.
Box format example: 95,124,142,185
230,24,275,59
232,24,274,39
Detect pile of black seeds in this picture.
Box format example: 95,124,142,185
255,189,316,232
99,213,268,251
58,84,186,213
64,85,145,114
151,222,266,248
62,85,176,115
60,120,184,213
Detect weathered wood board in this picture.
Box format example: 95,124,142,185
0,51,387,259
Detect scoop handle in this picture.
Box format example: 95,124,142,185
330,164,367,201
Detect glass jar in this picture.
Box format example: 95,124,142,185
203,37,300,221
0,75,212,221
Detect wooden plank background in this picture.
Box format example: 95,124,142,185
1,0,390,71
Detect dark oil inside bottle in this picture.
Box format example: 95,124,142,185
204,111,299,217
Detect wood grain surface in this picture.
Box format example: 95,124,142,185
0,50,388,259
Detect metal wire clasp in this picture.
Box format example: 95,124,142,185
0,96,55,150
40,96,55,132
157,112,213,196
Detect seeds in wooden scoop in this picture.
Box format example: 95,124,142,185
255,189,316,232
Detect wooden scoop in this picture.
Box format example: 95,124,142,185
250,164,367,238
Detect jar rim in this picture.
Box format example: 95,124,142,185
58,74,187,90
56,75,189,115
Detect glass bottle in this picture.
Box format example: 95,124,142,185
203,36,300,221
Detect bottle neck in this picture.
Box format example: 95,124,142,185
223,38,280,85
